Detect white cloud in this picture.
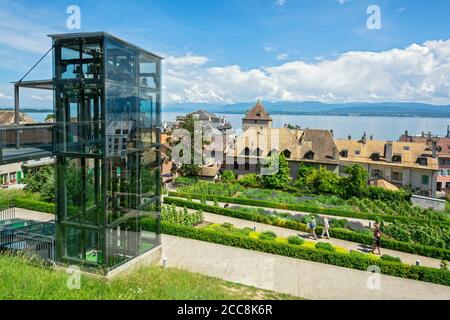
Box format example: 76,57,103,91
264,46,276,52
275,0,287,7
276,53,289,60
163,40,450,105
397,7,407,12
166,53,209,68
0,92,12,100
337,0,350,4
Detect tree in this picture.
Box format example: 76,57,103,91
260,154,291,189
294,163,317,190
221,170,236,183
238,174,261,188
305,166,341,195
172,114,208,177
340,164,369,198
23,166,55,202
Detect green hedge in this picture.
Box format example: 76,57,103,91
168,191,450,227
142,218,450,287
164,196,450,260
6,198,56,214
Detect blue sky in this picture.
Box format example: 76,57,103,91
1,0,450,107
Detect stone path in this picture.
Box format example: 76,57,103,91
162,234,450,300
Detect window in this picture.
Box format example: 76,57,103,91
371,169,383,179
245,161,250,171
421,175,430,185
355,150,361,156
370,153,380,161
392,155,402,163
403,146,410,151
282,149,291,159
304,151,314,160
418,157,428,166
234,156,238,169
340,150,348,158
392,171,402,181
244,147,250,156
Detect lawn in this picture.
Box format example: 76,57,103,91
0,254,297,300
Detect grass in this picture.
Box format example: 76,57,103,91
0,254,298,300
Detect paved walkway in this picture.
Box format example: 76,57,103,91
181,197,375,228
177,206,443,269
14,208,54,222
162,234,450,300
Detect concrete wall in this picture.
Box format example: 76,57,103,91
411,195,445,211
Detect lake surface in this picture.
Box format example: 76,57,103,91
29,112,450,141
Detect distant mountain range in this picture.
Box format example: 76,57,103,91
3,101,450,118
165,101,450,118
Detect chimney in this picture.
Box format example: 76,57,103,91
447,125,450,138
385,141,393,162
370,134,374,141
330,129,334,138
332,146,337,160
432,139,437,158
348,135,352,141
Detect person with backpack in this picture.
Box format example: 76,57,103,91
308,217,318,240
321,216,331,239
372,222,382,255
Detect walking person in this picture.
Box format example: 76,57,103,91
372,223,382,255
308,217,318,240
321,216,330,239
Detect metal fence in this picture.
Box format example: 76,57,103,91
0,207,15,221
0,221,55,262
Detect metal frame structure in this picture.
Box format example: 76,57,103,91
50,32,162,270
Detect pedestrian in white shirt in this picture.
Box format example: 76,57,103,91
321,216,330,239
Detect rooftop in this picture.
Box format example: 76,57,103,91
243,101,273,121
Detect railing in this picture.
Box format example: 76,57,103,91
0,207,15,221
0,124,54,164
0,231,54,261
0,221,55,261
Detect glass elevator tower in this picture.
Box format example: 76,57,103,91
51,32,162,269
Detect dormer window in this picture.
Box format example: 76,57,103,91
355,150,361,156
304,151,315,160
371,153,380,161
392,155,402,163
418,157,428,166
340,150,348,158
244,147,250,156
282,149,292,159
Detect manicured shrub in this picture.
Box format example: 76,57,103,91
381,255,402,263
259,231,277,241
315,242,335,252
221,222,234,230
163,196,450,260
287,236,304,246
146,220,450,287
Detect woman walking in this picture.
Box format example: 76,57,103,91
372,223,382,255
321,216,331,239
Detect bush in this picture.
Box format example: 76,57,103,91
12,198,55,214
259,231,277,241
221,170,236,183
164,196,450,260
287,236,304,246
315,242,335,252
381,255,402,263
221,222,234,230
238,174,261,188
147,220,450,287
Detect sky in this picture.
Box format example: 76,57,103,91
0,0,450,108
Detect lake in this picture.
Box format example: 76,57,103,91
29,112,450,141
164,112,450,140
